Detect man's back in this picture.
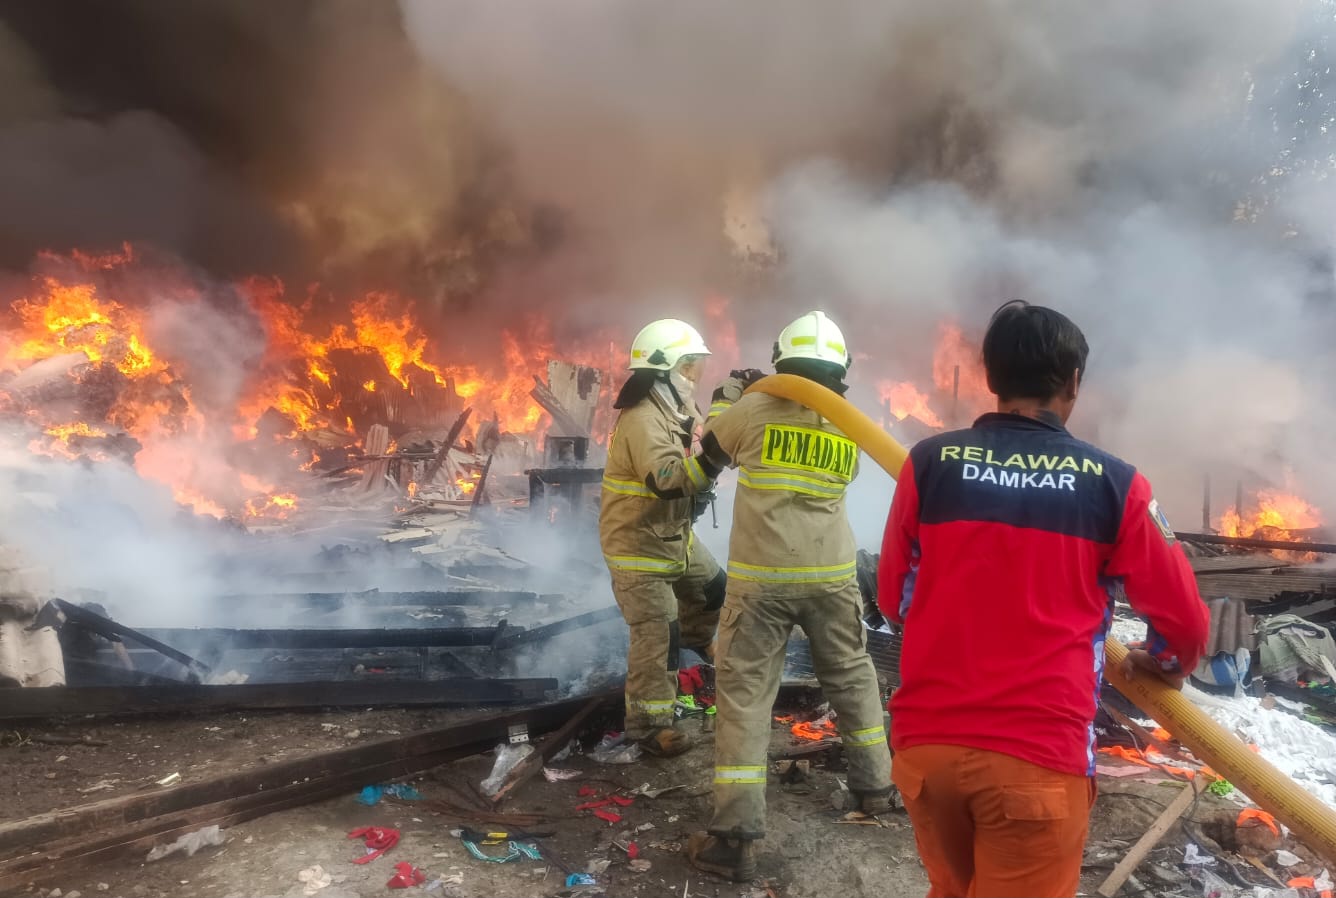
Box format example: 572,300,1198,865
879,411,1206,776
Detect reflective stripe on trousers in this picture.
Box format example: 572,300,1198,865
714,765,767,785
607,555,687,575
843,724,886,748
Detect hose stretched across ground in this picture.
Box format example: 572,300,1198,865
745,372,1336,865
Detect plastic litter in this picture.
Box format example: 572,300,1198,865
566,873,597,887
1184,843,1218,866
1238,808,1281,838
1274,849,1302,867
348,826,400,864
461,838,543,864
298,865,332,896
543,767,581,783
589,733,642,765
146,825,224,862
387,862,427,888
480,743,535,797
357,783,424,805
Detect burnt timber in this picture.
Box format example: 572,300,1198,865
0,677,560,719
0,692,622,890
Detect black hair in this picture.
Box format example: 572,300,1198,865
613,369,661,409
774,357,849,396
981,300,1089,402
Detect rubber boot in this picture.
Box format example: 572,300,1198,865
686,832,757,882
638,726,693,758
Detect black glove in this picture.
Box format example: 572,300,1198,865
692,489,716,523
730,368,766,386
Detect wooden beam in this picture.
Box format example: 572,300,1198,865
0,677,559,720
1175,531,1336,555
488,696,608,806
494,606,624,650
529,376,586,437
0,691,620,860
133,625,514,650
420,408,473,491
1096,780,1201,898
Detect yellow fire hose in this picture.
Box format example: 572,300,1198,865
746,372,1336,864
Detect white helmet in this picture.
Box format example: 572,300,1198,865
628,318,711,370
772,310,851,371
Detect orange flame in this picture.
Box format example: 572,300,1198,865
2,246,622,519
879,381,943,428
1219,490,1322,542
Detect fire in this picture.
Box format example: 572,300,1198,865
879,381,943,428
874,320,991,431
8,279,158,377
1,245,622,521
244,493,299,520
1219,490,1323,542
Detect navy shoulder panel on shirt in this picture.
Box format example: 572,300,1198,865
909,416,1135,544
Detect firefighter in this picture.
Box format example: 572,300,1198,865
600,318,731,758
686,310,893,881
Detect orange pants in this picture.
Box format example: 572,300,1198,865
893,744,1096,898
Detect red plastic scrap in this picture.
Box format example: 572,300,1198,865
578,785,599,797
387,861,426,888
627,841,640,860
592,808,622,823
576,798,613,811
347,826,400,864
609,795,634,807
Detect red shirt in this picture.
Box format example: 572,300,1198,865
878,413,1209,776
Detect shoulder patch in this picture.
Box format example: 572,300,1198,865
1148,498,1175,542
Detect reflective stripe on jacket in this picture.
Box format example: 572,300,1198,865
704,391,859,596
599,392,710,578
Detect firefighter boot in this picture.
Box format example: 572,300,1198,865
853,785,898,815
686,832,756,882
638,726,693,758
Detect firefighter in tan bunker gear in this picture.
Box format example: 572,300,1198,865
686,311,894,882
599,318,733,759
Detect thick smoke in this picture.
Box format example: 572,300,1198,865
2,0,1336,614
404,0,1336,533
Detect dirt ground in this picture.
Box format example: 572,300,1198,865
0,702,1302,898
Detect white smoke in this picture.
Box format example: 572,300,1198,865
402,0,1336,531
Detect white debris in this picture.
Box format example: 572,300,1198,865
1109,616,1148,645
1185,684,1336,811
146,825,225,862
1274,849,1302,867
298,865,332,896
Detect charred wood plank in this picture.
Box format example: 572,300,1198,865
0,677,559,720
494,606,624,650
213,589,540,609
1175,531,1336,555
529,376,586,438
134,625,515,651
51,600,210,681
421,407,473,490
470,452,495,517
0,691,620,888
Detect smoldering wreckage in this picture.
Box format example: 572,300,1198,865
6,3,1336,898
5,342,1336,898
